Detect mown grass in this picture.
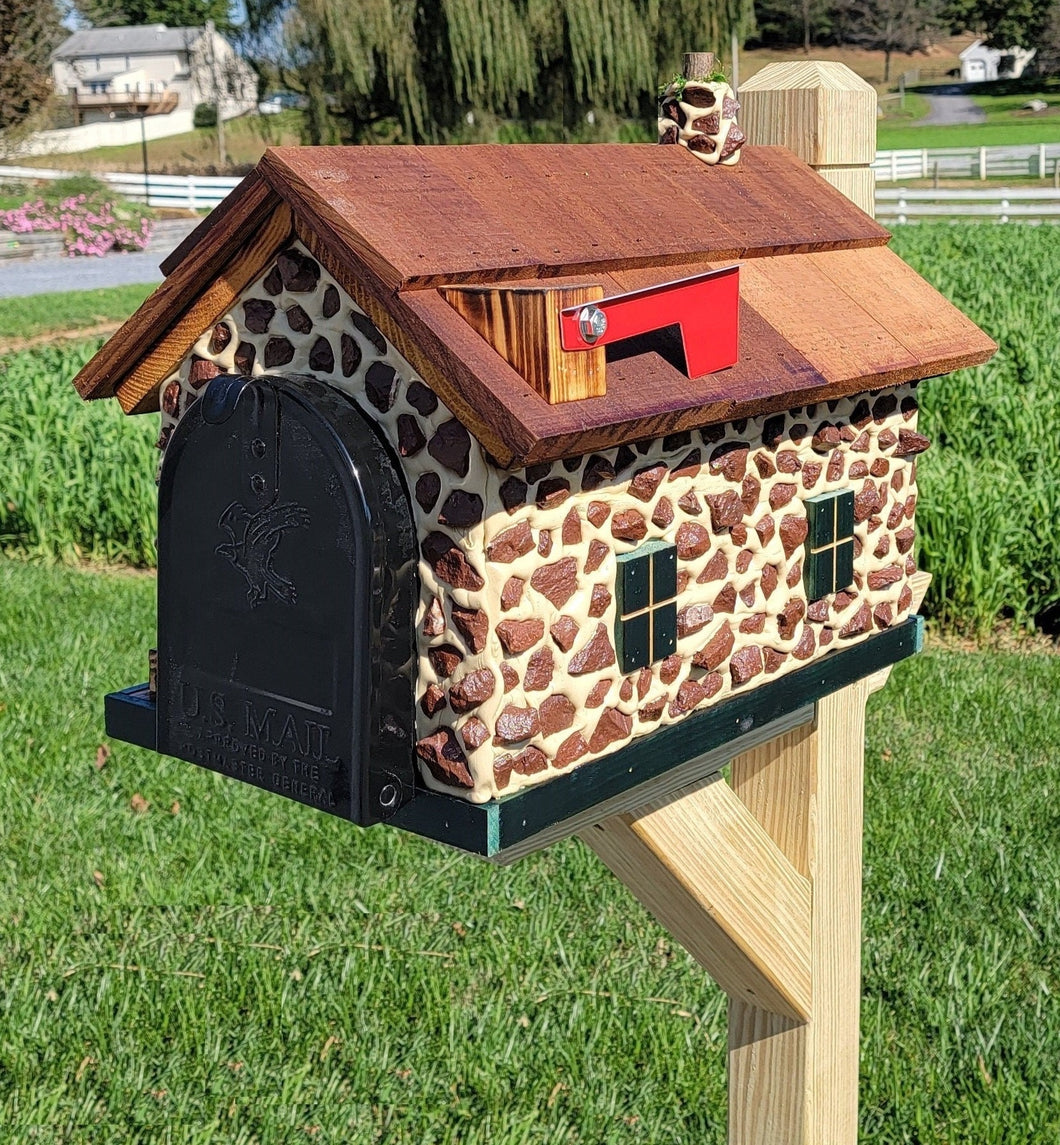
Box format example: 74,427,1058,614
0,284,153,344
1,558,1059,1141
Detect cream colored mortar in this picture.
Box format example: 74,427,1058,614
158,242,920,805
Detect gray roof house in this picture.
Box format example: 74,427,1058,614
51,24,256,126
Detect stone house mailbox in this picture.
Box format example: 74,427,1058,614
72,88,995,1141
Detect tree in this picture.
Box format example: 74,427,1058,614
72,0,234,32
833,0,946,81
941,0,1051,47
0,0,63,148
247,0,756,146
754,0,833,52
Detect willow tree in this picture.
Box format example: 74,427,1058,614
250,0,755,144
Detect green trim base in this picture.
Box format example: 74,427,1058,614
104,617,923,861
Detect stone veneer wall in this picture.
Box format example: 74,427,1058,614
156,242,929,806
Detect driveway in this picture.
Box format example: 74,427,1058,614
916,84,986,127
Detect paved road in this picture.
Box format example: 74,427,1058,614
0,218,197,299
916,85,986,127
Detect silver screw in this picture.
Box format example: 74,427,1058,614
578,305,608,344
379,783,398,808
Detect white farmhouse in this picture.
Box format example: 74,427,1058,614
51,24,257,126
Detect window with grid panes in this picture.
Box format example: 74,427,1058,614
804,489,855,600
615,541,678,673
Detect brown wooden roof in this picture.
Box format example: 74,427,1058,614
74,143,996,467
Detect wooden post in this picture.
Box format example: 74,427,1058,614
738,62,876,216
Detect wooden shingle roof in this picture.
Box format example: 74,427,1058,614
74,143,996,467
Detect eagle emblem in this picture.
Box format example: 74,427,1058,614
215,500,310,607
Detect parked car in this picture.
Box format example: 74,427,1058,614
257,91,305,115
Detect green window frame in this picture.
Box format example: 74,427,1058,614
615,540,678,673
804,489,855,601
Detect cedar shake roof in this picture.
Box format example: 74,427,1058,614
73,143,996,468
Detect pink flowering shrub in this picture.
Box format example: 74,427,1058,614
0,193,153,257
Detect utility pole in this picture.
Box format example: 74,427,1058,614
205,18,226,168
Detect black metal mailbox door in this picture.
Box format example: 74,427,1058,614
157,373,418,826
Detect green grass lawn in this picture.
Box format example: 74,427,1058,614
0,284,153,344
1,558,1059,1142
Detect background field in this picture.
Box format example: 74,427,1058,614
2,220,1059,1141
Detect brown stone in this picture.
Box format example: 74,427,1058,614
849,460,869,479
494,705,540,744
274,249,319,293
652,497,675,528
526,462,551,483
867,565,903,591
586,679,612,707
769,483,797,511
264,337,294,368
451,607,489,657
739,583,756,608
874,535,891,559
317,283,339,319
501,576,525,612
496,618,544,654
582,454,616,491
901,394,919,420
396,414,427,459
740,613,766,634
308,336,335,373
420,684,447,716
807,599,830,623
754,452,777,479
618,678,633,702
537,530,553,557
872,394,898,423
530,557,578,609
585,539,609,574
761,564,778,600
499,476,527,514
678,603,714,638
887,502,905,530
874,602,894,629
161,381,181,417
697,550,728,583
780,514,808,558
540,695,576,737
677,490,702,515
512,746,549,775
668,673,723,717
740,475,761,516
500,662,519,692
792,628,815,660
415,472,441,513
675,521,710,560
570,624,617,675
340,332,361,377
262,266,283,295
755,514,775,546
285,304,313,334
854,482,879,523
427,643,463,678
670,448,702,481
730,646,763,686
812,424,842,453
870,458,890,478
776,450,801,474
550,615,579,651
561,508,582,546
840,601,872,638
786,560,802,588
209,322,232,354
851,431,871,453
898,584,913,612
448,668,496,713
825,450,845,482
243,298,275,333
494,755,515,790
537,477,571,509
524,647,554,691
416,728,473,788
579,585,608,621
438,489,484,529
403,381,438,417
422,532,485,590
423,597,446,637
555,732,589,767
763,648,786,674
630,464,667,502
735,549,753,574
639,698,666,723
459,717,490,751
693,623,734,670
345,310,385,355
896,429,931,458
660,655,681,684
895,526,915,555
705,491,743,532
611,509,647,542
584,502,611,531
363,361,397,412
428,420,472,477
802,462,823,490
589,708,633,754
891,469,905,492
189,357,223,389
487,521,535,563
709,442,749,482
636,668,651,699
713,583,736,612
777,599,805,641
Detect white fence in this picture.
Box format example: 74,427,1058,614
0,164,240,210
875,186,1060,223
10,110,196,158
875,143,1060,182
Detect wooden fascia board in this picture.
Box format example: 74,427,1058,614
72,174,291,410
